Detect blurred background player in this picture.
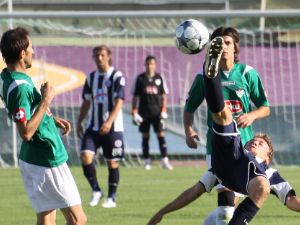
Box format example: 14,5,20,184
76,45,125,208
131,55,173,170
184,27,270,225
0,27,86,225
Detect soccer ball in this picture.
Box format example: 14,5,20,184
175,19,209,54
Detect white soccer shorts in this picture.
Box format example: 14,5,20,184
19,160,82,213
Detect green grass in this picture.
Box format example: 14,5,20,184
0,165,299,225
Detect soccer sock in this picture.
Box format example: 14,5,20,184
228,197,259,225
218,191,235,207
158,136,167,157
108,167,120,200
203,71,225,113
142,136,150,159
216,191,235,225
82,163,101,192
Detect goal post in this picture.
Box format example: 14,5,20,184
0,10,300,166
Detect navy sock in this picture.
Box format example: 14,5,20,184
142,136,150,159
218,191,235,207
82,163,101,192
228,197,259,225
108,168,119,200
158,136,167,157
203,71,225,113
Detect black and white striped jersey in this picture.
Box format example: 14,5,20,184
82,67,125,132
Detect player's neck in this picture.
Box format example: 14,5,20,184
220,60,234,71
97,65,110,73
146,71,155,77
6,62,27,74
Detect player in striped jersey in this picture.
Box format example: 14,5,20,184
76,45,125,208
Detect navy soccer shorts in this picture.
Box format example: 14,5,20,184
80,129,124,161
211,121,267,195
139,115,165,133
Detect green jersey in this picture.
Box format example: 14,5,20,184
0,69,68,167
184,63,269,154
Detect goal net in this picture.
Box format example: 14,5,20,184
0,11,300,166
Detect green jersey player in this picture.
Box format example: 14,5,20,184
0,27,86,225
184,27,270,225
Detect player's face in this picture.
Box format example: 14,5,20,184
245,137,270,163
145,59,156,75
24,36,34,69
221,35,235,61
93,49,110,70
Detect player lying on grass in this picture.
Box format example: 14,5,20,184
147,37,300,225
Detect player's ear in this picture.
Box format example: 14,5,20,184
19,49,26,60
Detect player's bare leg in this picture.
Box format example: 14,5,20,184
36,209,56,225
102,160,119,208
80,152,103,207
61,204,87,225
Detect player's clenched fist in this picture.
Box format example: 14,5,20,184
40,82,55,104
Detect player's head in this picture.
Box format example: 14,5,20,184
245,133,274,165
145,55,157,75
92,45,112,71
210,27,240,62
0,27,34,68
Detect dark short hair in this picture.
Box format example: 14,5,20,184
145,55,156,64
0,27,30,64
210,27,240,62
92,45,112,65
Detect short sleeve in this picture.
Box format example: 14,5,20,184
82,79,92,101
131,76,140,96
246,69,269,107
114,74,125,100
184,74,205,112
8,86,31,123
267,168,295,205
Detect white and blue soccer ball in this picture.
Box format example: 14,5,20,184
175,19,209,54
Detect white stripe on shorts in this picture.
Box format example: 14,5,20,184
19,160,82,213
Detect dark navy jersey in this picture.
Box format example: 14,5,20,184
82,67,125,132
131,73,168,118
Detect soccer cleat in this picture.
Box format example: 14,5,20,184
204,36,224,78
102,198,117,208
144,159,152,170
162,157,173,170
89,191,103,207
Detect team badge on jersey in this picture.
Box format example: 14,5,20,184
236,89,244,98
15,108,26,122
155,79,161,86
105,79,112,87
225,100,243,113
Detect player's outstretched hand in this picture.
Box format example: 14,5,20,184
147,212,163,225
54,117,71,136
40,82,55,105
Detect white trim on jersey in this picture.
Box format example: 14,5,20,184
161,74,169,94
92,70,100,131
212,120,240,137
6,80,32,105
242,65,254,76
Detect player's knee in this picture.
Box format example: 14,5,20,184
107,160,119,169
66,212,87,225
80,152,93,165
249,176,270,202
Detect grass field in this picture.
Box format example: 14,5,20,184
0,165,299,225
